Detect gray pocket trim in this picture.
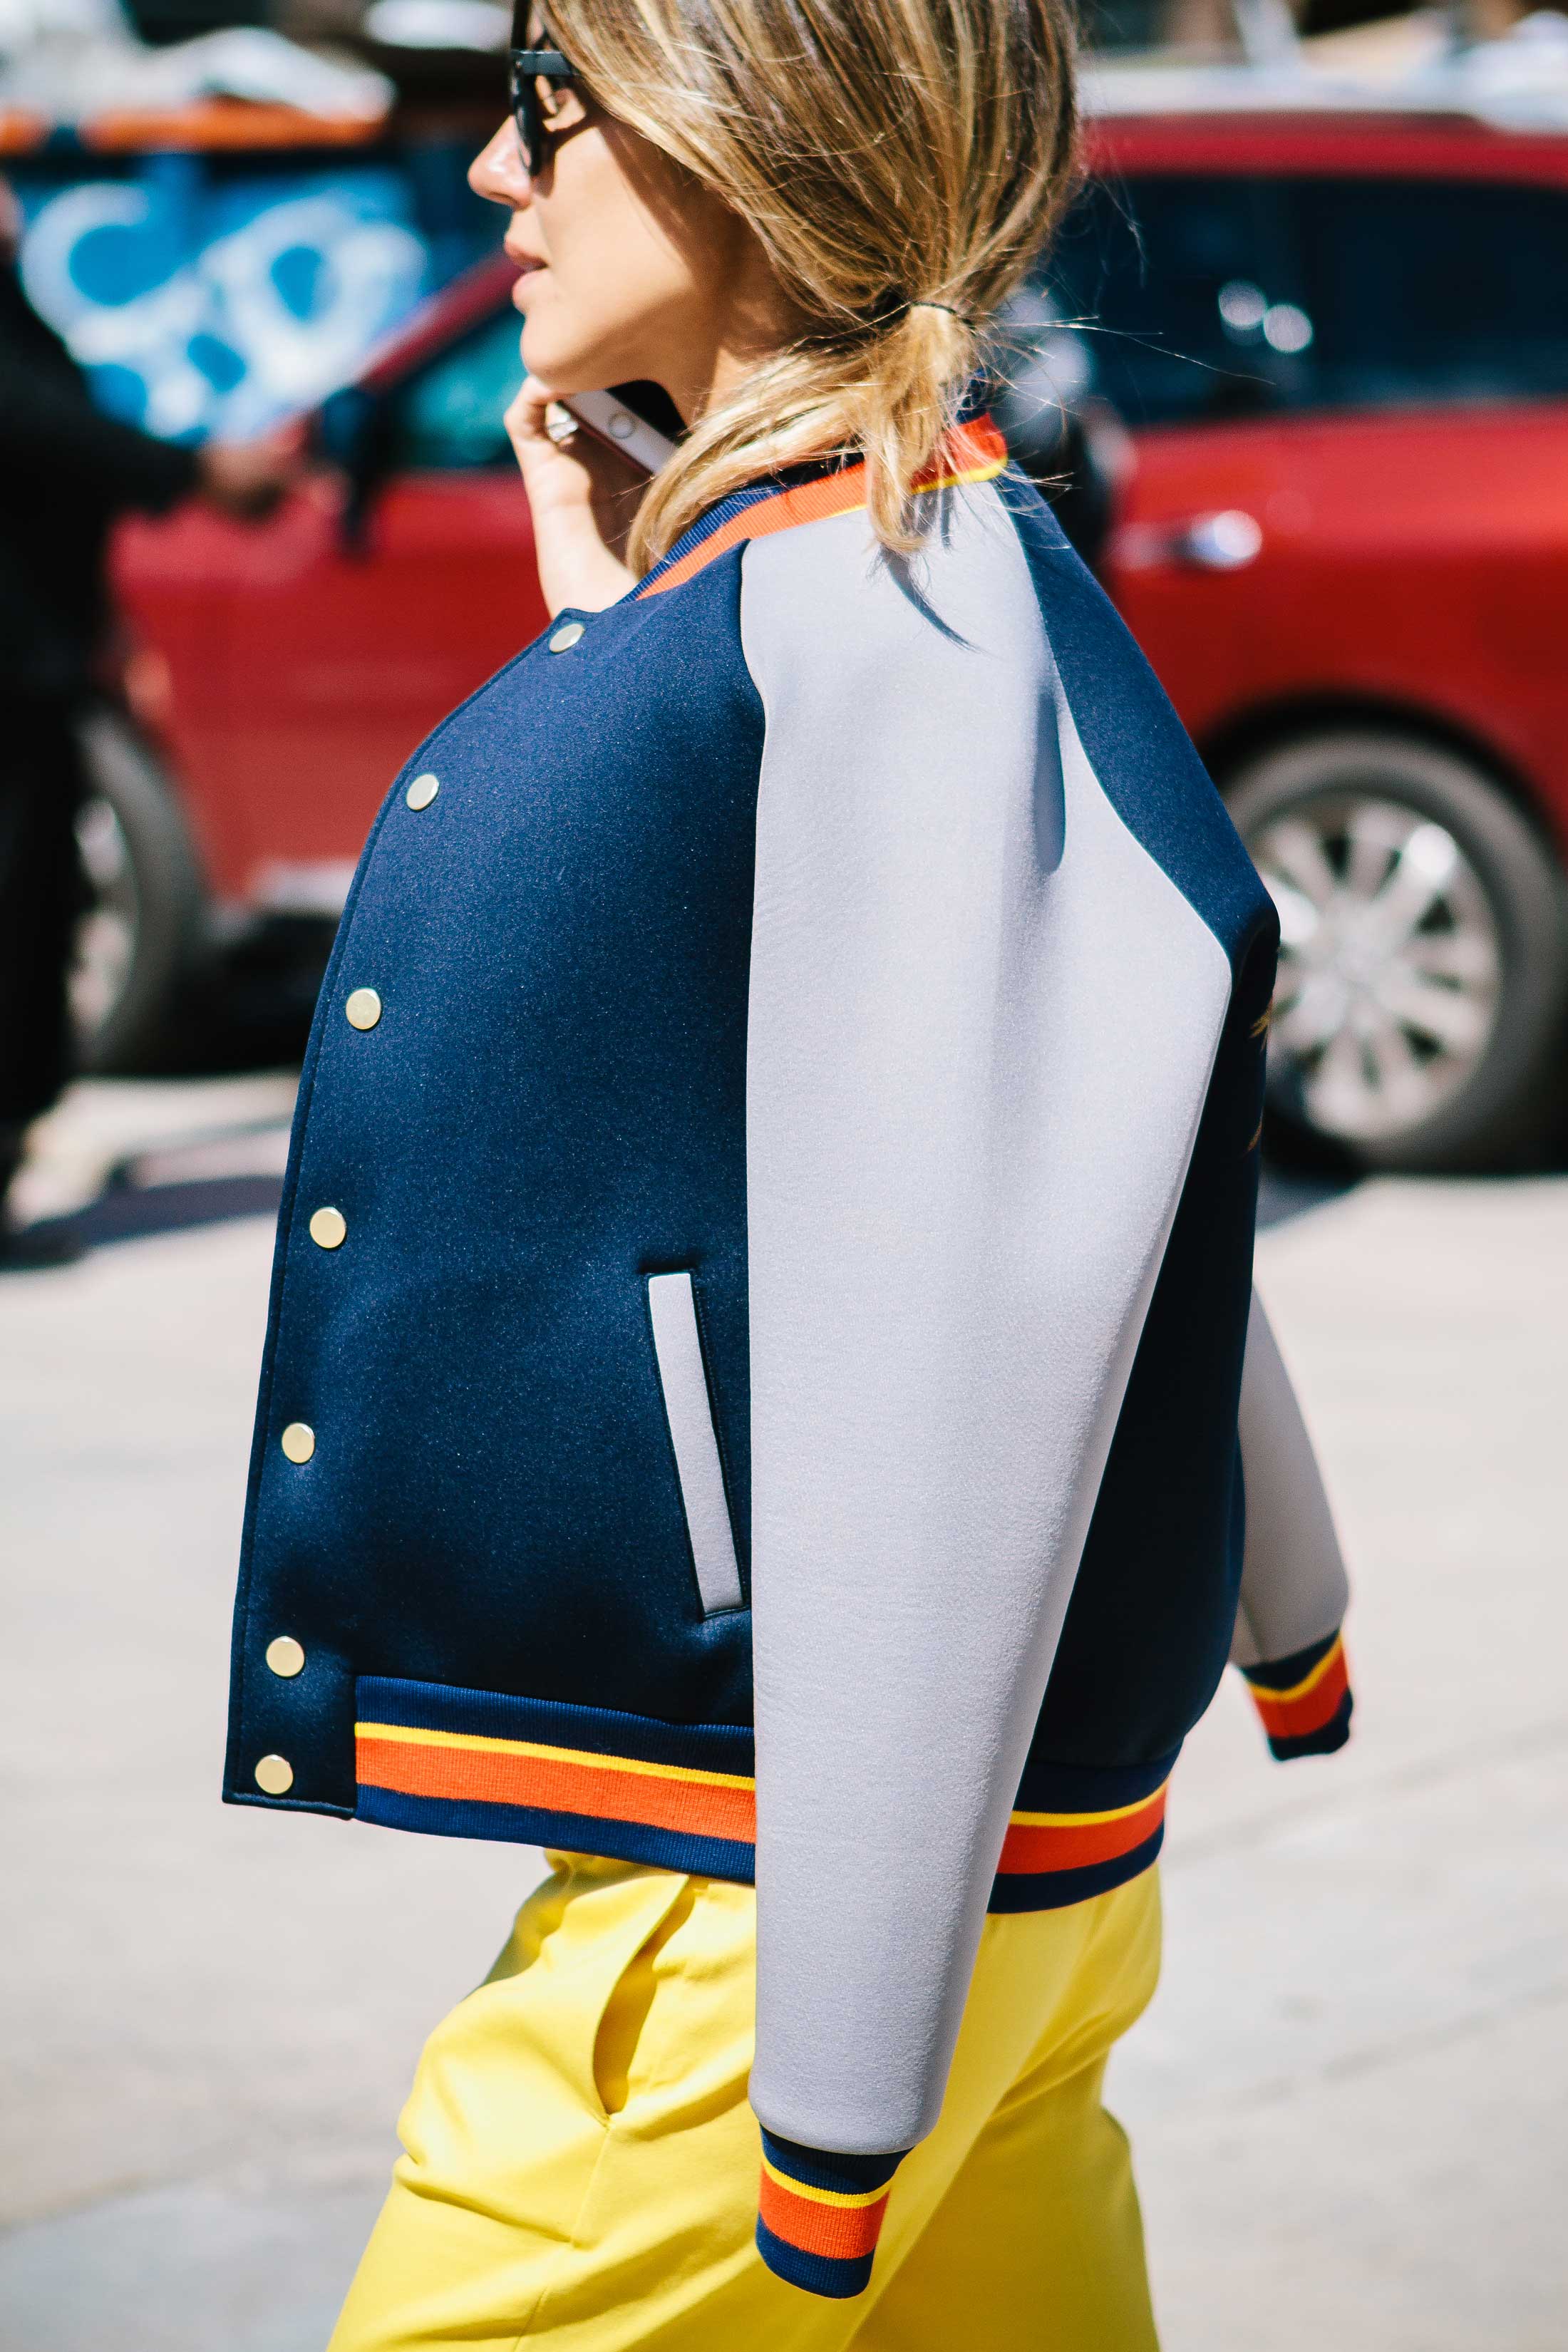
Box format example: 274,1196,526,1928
646,1271,745,1614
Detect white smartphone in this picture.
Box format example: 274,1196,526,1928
555,388,677,477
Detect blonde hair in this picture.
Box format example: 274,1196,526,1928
543,0,1080,569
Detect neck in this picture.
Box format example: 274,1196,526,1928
653,233,803,428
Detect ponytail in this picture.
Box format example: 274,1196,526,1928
546,0,1080,568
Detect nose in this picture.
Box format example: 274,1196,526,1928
469,120,533,208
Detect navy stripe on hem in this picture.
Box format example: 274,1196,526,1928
356,1674,755,1775
1242,1630,1341,1693
1267,1693,1353,1760
986,1826,1165,1914
356,1785,757,1879
755,2219,874,2300
1012,1748,1179,1815
359,1783,1165,1907
760,2135,903,2194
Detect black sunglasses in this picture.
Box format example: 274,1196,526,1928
509,14,579,178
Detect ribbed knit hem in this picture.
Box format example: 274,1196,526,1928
1244,1630,1352,1759
755,2132,904,2298
350,1677,1183,1909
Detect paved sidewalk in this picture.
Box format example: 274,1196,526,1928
1,1080,1564,2348
1123,1175,1568,2351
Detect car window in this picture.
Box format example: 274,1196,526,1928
1280,175,1568,410
386,309,524,469
1076,0,1251,56
1041,174,1286,425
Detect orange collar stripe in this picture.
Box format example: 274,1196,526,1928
638,417,1009,603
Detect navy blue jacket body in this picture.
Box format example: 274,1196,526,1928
226,433,1349,2295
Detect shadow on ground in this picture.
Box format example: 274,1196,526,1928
17,1155,1353,1264
4,1083,1358,1275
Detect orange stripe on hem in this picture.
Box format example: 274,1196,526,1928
356,1703,1167,1884
996,1785,1167,1875
758,2171,889,2260
1250,1639,1350,1740
638,418,1008,602
355,1731,757,1844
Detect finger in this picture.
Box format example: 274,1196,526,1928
505,376,562,449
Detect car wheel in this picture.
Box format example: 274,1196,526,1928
1226,731,1568,1174
70,708,206,1076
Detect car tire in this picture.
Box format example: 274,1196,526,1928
1225,730,1568,1175
71,708,207,1077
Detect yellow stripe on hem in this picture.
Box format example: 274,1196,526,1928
1008,1783,1169,1831
353,1721,755,1793
759,2160,890,2211
1258,1637,1343,1706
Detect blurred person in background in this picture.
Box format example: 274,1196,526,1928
0,170,296,1266
225,4,1354,2345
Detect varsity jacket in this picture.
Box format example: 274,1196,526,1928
225,420,1352,2298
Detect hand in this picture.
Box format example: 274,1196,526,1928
505,376,644,617
197,425,303,522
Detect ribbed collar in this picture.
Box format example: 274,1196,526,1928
634,415,1007,602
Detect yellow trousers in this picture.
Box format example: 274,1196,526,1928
330,1853,1162,2351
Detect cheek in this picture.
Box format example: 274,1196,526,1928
524,135,701,380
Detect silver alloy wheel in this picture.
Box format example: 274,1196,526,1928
70,792,140,1046
1249,792,1502,1143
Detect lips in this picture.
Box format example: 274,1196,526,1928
507,252,545,306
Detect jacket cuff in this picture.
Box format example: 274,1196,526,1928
755,2130,904,2298
1242,1629,1352,1759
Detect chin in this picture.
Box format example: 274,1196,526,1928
520,329,598,395
521,304,648,398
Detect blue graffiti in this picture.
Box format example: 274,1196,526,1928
18,160,430,440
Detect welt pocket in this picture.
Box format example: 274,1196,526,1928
645,1270,745,1615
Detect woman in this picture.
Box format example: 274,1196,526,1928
224,0,1354,2341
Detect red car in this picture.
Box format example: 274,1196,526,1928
101,100,1568,1172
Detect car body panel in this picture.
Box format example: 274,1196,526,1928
114,451,546,909
1108,403,1568,845
110,108,1568,923
1083,113,1568,185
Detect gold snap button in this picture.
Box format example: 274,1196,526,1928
345,987,381,1030
309,1205,347,1250
265,1635,306,1678
280,1421,315,1463
254,1753,294,1795
406,773,440,810
549,621,584,654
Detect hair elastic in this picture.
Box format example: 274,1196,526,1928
855,291,981,336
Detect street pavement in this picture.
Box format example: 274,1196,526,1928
1,1076,1564,2350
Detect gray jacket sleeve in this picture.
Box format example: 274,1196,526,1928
737,489,1234,2172
1229,1288,1353,1760
1230,1288,1349,1669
